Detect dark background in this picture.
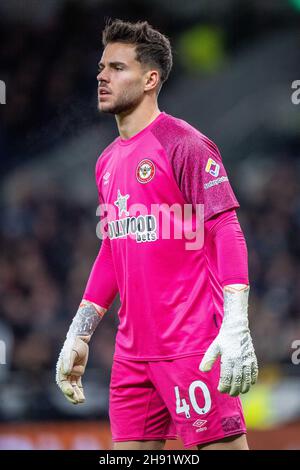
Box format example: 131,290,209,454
0,0,300,448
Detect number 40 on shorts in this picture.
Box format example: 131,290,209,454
175,380,212,418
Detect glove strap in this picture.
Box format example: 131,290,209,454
66,300,106,342
223,284,250,329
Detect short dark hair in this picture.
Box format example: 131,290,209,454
102,19,173,86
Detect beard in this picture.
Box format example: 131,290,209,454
98,85,144,115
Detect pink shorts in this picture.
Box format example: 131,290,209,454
109,354,246,448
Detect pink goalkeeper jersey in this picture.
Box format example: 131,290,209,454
84,112,240,361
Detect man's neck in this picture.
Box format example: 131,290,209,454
116,101,161,140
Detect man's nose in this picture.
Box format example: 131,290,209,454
97,69,109,83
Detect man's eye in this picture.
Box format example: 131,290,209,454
115,67,123,71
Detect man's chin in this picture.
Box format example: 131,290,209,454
98,103,115,114
98,99,137,116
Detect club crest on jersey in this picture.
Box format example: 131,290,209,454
136,159,155,184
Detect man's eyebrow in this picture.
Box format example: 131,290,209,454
98,61,127,68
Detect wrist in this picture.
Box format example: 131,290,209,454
222,284,250,329
66,300,106,341
81,300,107,317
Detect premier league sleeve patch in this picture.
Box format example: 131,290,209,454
136,159,155,184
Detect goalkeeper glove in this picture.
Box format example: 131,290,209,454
199,285,258,397
56,300,106,404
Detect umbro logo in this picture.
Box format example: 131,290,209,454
192,419,207,432
103,172,111,185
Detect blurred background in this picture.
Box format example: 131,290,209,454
0,0,300,450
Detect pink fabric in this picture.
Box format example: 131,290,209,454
151,114,239,220
204,210,249,287
83,112,242,360
83,236,118,309
110,354,246,447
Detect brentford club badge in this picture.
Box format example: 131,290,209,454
136,159,155,184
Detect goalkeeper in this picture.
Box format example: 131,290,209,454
56,19,258,451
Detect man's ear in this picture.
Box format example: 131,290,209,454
144,70,160,92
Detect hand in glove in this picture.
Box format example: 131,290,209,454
56,300,105,404
56,335,90,404
199,285,258,397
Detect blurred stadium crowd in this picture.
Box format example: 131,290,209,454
0,0,300,424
